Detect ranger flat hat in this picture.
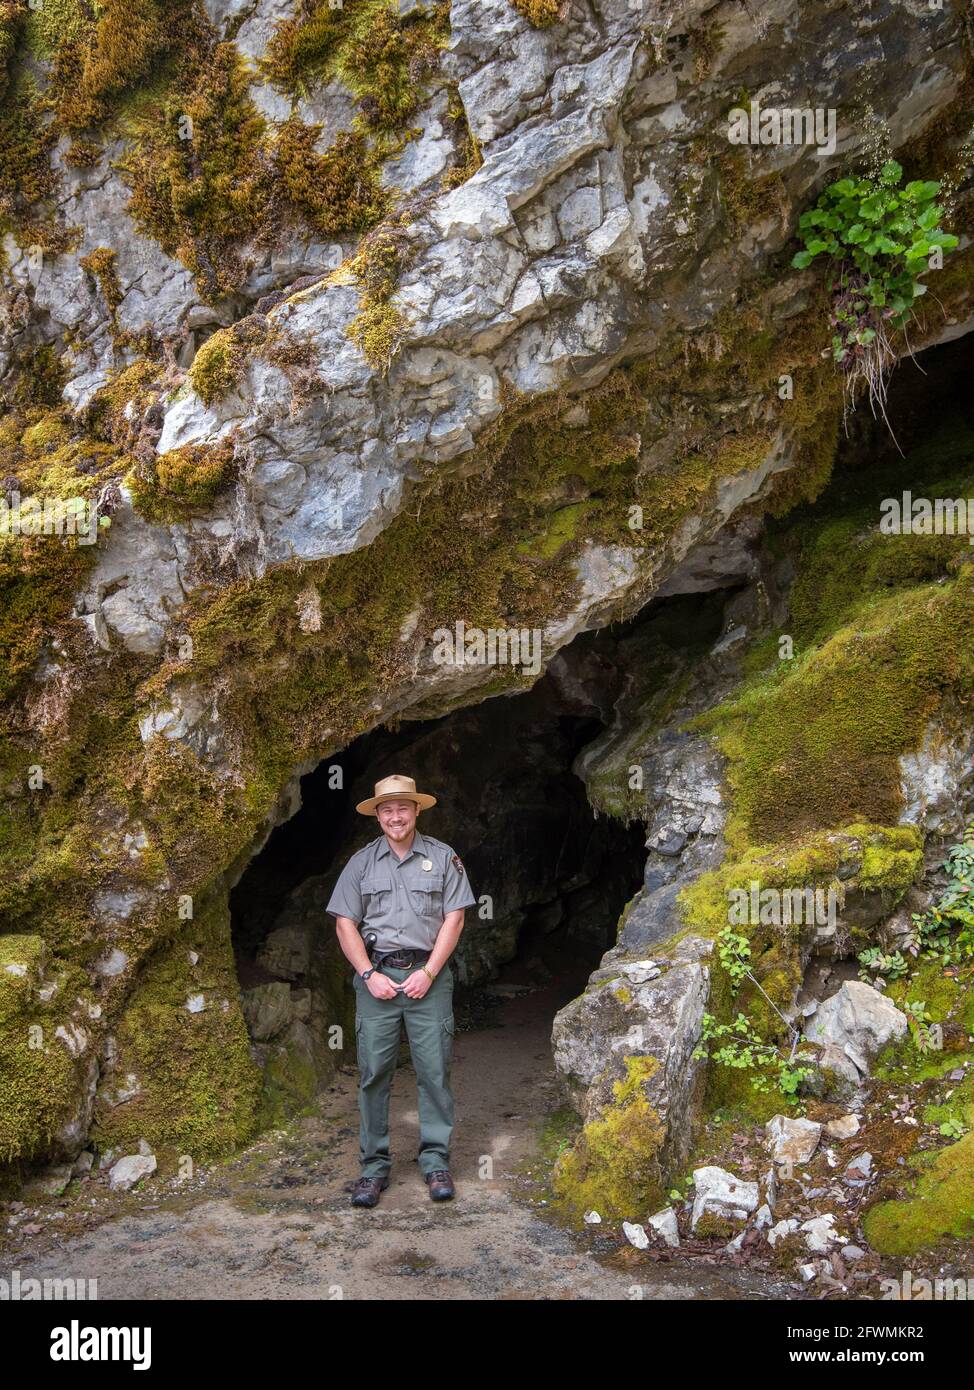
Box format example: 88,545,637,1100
356,774,437,816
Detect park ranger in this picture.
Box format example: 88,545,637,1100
326,774,476,1208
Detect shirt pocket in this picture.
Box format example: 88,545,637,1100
361,878,391,913
408,869,445,915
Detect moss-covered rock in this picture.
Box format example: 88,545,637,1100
551,1055,667,1221
89,896,261,1169
0,934,90,1168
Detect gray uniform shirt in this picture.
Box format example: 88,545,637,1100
326,830,477,952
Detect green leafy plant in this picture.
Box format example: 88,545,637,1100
904,999,941,1055
716,924,751,993
911,825,974,967
693,1011,817,1096
939,1116,968,1140
792,160,958,437
857,945,909,983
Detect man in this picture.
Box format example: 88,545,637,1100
326,774,476,1208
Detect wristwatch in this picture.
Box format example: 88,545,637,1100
361,967,376,980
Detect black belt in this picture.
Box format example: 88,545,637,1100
370,948,432,969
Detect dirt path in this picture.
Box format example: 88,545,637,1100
6,982,797,1300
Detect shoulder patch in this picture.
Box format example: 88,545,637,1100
451,853,464,871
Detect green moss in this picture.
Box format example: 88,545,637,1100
0,935,86,1168
261,0,365,94
0,14,66,249
517,501,597,560
510,0,563,27
681,824,923,1047
10,344,68,410
717,149,787,237
276,121,386,242
551,1055,667,1220
79,245,122,324
89,897,261,1167
257,1036,319,1130
695,565,974,847
923,1067,974,1134
862,1130,974,1255
189,328,247,405
0,399,128,701
51,0,197,134
117,38,273,300
334,0,449,136
126,439,237,523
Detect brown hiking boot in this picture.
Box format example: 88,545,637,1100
348,1175,389,1208
424,1169,455,1201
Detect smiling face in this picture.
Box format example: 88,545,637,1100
375,798,419,845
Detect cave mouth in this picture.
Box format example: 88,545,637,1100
230,685,647,1002
228,598,712,1101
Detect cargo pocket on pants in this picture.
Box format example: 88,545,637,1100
441,1014,455,1067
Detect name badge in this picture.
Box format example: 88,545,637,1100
422,859,433,871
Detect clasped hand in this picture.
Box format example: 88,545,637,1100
366,969,432,1000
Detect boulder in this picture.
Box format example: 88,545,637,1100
691,1166,760,1233
552,936,712,1179
109,1154,157,1191
240,982,293,1041
765,1115,822,1166
804,982,908,1080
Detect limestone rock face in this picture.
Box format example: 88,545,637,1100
899,723,974,839
551,934,712,1174
4,0,962,666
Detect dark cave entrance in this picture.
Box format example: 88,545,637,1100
227,584,732,1104
229,659,650,1026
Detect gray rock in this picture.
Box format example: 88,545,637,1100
801,1214,844,1253
109,1154,157,1191
552,940,711,1180
622,1220,649,1249
647,1206,680,1247
825,1114,861,1140
691,1167,760,1231
240,982,293,1041
804,982,908,1079
765,1115,822,1166
767,1218,799,1246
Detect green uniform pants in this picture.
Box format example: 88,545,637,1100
352,963,455,1179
